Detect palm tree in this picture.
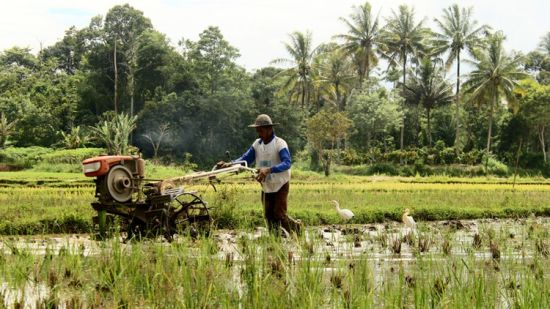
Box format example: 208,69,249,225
314,44,356,111
463,32,528,154
0,113,17,149
433,4,489,148
334,2,383,84
538,32,550,54
272,31,316,108
383,4,429,151
403,58,454,146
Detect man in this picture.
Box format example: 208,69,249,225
218,114,302,235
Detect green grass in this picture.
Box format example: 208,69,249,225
1,168,550,234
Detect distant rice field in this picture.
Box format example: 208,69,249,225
1,170,549,234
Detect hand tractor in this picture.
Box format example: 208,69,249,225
82,155,255,240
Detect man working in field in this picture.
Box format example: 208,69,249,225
218,114,302,236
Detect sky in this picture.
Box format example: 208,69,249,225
1,0,549,71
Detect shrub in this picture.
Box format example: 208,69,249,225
461,149,482,165
482,154,509,177
90,113,137,155
434,140,446,152
0,146,53,168
385,150,401,163
400,166,415,176
402,150,419,164
367,163,399,176
426,153,437,165
0,147,105,170
439,147,457,164
340,148,362,165
364,147,383,164
414,160,433,176
41,148,105,164
332,164,370,175
58,126,90,149
416,147,428,162
386,150,417,164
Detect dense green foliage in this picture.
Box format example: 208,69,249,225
0,2,548,174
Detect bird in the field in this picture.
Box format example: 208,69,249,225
402,208,416,228
331,200,354,220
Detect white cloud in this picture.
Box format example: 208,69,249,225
1,0,548,70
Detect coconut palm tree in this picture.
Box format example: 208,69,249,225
0,113,17,149
272,31,316,108
334,2,383,84
403,57,454,146
538,32,550,54
314,44,356,111
433,4,489,147
463,32,528,154
383,4,429,151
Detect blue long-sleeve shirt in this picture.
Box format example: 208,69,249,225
234,134,291,173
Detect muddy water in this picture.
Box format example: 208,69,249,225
0,282,49,309
1,217,547,308
0,217,545,258
212,216,547,303
215,217,544,261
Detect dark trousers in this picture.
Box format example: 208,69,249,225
261,182,301,234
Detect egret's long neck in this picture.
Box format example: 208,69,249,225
333,202,340,211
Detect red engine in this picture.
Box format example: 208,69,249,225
82,155,145,203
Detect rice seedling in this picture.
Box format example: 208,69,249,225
402,231,416,246
0,220,548,308
1,170,550,307
376,232,388,248
535,238,549,257
473,233,483,248
442,233,453,256
417,232,433,253
390,236,402,254
490,241,501,260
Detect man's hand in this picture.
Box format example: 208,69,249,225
256,167,271,182
216,161,232,169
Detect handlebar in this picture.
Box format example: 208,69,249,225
157,160,258,194
211,160,257,175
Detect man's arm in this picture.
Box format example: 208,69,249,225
234,146,255,166
270,148,291,173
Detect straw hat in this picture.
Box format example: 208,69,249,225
248,114,279,127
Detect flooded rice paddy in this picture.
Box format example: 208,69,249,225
1,217,549,308
2,216,546,259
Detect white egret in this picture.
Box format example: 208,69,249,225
331,200,354,220
402,208,416,228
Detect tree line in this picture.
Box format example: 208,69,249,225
0,3,548,174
